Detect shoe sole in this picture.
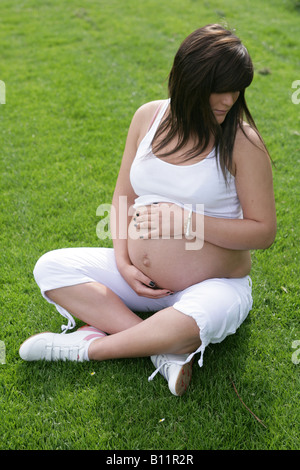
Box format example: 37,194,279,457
174,358,194,396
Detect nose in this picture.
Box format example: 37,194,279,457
221,92,239,108
221,93,235,107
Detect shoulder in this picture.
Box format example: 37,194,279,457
232,122,270,174
120,100,166,166
234,122,267,155
133,100,166,118
130,100,167,146
131,100,166,128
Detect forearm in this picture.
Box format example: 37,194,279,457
110,197,132,272
133,203,276,250
197,214,276,250
112,238,131,271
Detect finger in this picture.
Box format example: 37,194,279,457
144,291,173,299
134,220,152,229
136,270,157,287
134,207,150,217
147,228,160,239
135,205,160,219
135,214,160,238
136,284,174,298
135,273,173,295
141,226,161,238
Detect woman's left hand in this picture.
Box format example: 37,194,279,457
132,202,186,240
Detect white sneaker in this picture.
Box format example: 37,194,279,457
19,325,106,362
150,353,193,396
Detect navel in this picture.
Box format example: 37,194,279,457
142,253,151,268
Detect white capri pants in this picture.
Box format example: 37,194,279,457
33,247,253,370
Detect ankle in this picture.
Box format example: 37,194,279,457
87,337,103,360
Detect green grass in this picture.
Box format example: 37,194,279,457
0,0,299,451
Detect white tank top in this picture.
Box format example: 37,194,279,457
130,99,243,219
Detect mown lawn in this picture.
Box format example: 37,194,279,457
0,0,299,451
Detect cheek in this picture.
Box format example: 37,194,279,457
233,92,240,103
209,94,218,106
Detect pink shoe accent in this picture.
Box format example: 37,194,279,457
84,333,106,341
78,325,106,336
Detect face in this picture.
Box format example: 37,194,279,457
209,91,240,123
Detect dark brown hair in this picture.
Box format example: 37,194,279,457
152,24,264,178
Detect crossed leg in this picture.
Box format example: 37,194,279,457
46,282,201,361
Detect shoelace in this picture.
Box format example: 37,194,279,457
60,313,76,334
148,353,193,382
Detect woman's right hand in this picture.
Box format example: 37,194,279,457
119,263,173,298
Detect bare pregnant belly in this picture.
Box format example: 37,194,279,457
127,219,251,292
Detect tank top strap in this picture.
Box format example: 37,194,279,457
146,99,170,140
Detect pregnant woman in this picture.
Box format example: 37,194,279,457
19,24,276,396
